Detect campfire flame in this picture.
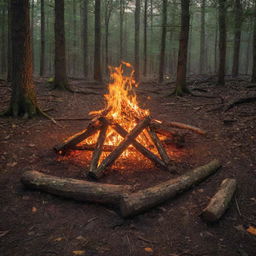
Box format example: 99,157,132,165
83,62,153,159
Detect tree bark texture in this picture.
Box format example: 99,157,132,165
218,0,226,85
201,178,237,222
94,0,103,82
8,0,38,117
54,0,69,89
21,170,132,206
134,0,141,82
40,0,45,76
120,159,221,217
174,0,190,95
158,0,167,83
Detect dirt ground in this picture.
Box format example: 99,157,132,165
0,76,255,256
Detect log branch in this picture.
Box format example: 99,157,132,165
201,178,237,222
53,118,103,154
120,159,221,217
21,170,132,205
112,122,168,171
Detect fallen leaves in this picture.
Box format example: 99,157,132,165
144,247,153,253
72,250,85,255
246,226,256,236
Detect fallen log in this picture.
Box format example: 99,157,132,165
224,96,256,112
53,118,103,154
120,159,221,217
21,170,132,205
152,119,206,135
201,178,237,222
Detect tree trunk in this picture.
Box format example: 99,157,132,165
31,0,35,74
201,178,237,222
83,0,88,78
54,0,69,90
232,0,242,77
158,0,167,83
7,0,12,81
134,0,141,82
40,0,45,77
174,0,190,96
119,0,124,62
120,159,221,217
72,0,77,77
218,0,226,85
94,0,103,82
1,3,7,77
5,0,38,117
21,170,132,206
251,3,256,82
143,0,148,77
105,1,113,74
199,0,205,74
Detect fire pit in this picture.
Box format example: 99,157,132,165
21,63,223,218
53,62,205,178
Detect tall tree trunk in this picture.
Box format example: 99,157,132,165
105,1,113,74
7,0,12,81
83,0,88,78
158,0,167,83
199,0,205,74
134,0,141,82
143,0,148,77
251,4,256,82
1,4,7,77
5,0,38,117
174,0,190,96
218,0,226,85
72,0,77,77
214,7,218,74
232,0,242,77
187,12,193,74
54,0,69,89
31,0,35,74
119,0,124,62
40,0,45,77
94,0,103,82
150,0,153,74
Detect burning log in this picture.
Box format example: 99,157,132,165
147,127,174,173
21,170,132,205
201,178,237,222
89,119,108,171
152,119,206,135
53,117,103,154
70,144,115,152
88,117,151,179
112,122,168,171
120,159,221,217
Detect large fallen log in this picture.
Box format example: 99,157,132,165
120,159,221,217
201,178,237,222
21,170,132,205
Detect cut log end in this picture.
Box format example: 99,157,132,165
201,178,237,222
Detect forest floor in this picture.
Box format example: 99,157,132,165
0,76,256,256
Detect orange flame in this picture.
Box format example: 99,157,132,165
83,62,152,159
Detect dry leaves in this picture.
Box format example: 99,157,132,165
246,226,256,236
72,250,85,255
144,247,153,253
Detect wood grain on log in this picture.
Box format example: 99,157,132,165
112,122,168,171
201,178,237,222
120,159,221,217
53,118,103,154
21,170,132,205
88,117,151,179
89,119,108,171
152,119,206,135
